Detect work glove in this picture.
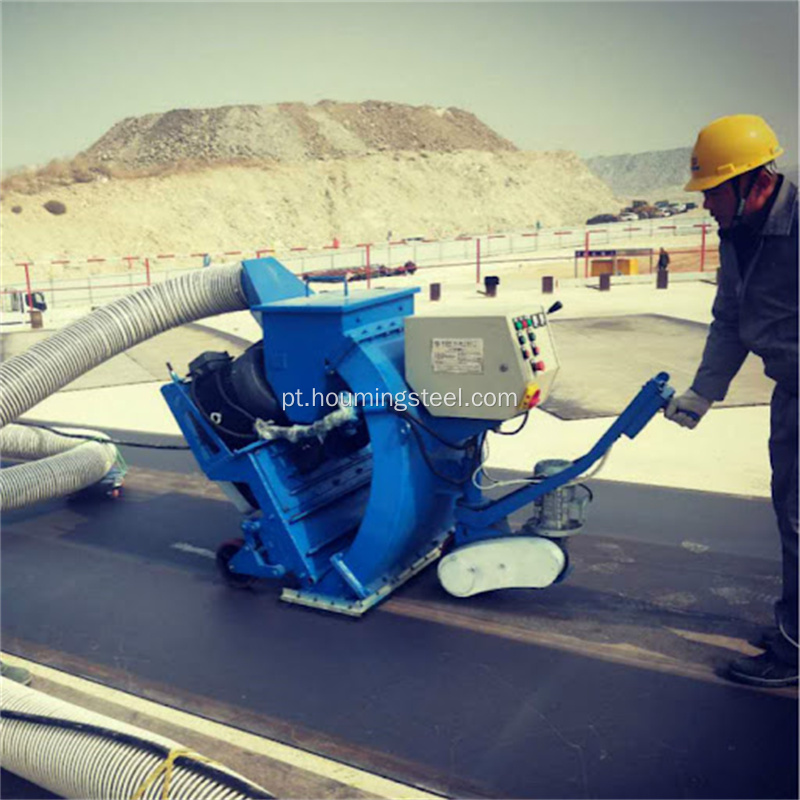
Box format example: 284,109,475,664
664,388,712,430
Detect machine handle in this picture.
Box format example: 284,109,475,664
304,274,350,297
457,372,675,527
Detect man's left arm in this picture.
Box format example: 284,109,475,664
666,265,747,429
690,282,749,402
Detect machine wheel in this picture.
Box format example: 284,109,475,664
216,539,256,589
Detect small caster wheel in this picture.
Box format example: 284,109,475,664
216,538,256,589
109,486,123,500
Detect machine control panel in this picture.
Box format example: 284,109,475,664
512,313,551,377
404,303,559,420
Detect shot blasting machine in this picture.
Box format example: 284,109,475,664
162,258,674,615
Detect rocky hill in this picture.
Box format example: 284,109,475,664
586,146,799,201
584,147,692,199
82,101,518,170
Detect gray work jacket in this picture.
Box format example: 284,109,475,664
691,178,798,400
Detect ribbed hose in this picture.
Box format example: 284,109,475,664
0,265,248,428
0,423,122,512
0,678,273,799
0,266,248,509
0,440,117,511
0,424,119,511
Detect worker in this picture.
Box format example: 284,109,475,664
665,115,798,687
657,247,670,272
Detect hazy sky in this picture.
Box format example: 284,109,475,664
1,1,798,171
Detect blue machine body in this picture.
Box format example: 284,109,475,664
162,257,674,615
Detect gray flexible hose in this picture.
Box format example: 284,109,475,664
0,265,248,428
0,441,117,511
0,266,248,509
0,425,119,511
1,678,272,799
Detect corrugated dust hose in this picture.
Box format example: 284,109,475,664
0,265,248,510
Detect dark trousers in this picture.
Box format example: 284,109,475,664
770,386,798,664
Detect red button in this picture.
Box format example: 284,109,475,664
533,346,540,356
522,349,530,359
535,361,545,371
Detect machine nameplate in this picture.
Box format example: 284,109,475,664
431,338,484,374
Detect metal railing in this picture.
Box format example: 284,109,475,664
2,216,717,320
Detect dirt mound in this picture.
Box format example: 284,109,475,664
1,102,620,279
82,101,518,171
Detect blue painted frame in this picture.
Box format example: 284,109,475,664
162,258,675,614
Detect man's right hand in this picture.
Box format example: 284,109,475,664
665,389,712,429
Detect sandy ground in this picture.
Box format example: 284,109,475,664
1,151,617,274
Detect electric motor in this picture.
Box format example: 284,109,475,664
186,343,369,471
522,458,592,537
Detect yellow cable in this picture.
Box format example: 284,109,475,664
131,748,215,800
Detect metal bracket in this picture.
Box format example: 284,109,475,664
280,538,448,617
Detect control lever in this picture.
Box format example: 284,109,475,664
547,301,563,315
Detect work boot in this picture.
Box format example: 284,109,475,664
0,660,32,686
727,648,798,688
749,626,781,650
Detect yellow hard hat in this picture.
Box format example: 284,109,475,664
684,114,783,192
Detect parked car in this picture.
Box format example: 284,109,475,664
618,212,639,222
668,203,687,213
5,290,47,314
586,213,619,225
375,261,417,277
